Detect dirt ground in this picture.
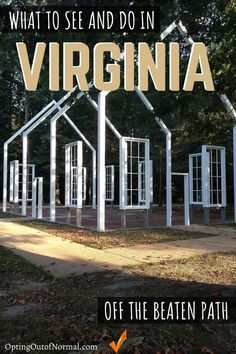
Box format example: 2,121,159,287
16,219,214,249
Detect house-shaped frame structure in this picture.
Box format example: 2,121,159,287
3,83,173,231
2,20,235,230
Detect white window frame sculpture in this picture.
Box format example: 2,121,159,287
120,137,150,209
160,18,236,221
94,89,171,231
189,145,227,209
9,160,35,203
3,81,172,230
3,20,236,229
65,141,83,209
2,84,96,220
105,165,114,202
87,92,156,229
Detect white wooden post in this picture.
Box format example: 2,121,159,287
234,126,236,222
38,177,43,219
97,92,108,231
82,167,87,202
75,141,83,227
50,118,57,222
3,144,8,212
32,178,37,218
65,145,70,206
111,165,115,202
221,147,227,207
149,160,153,203
14,161,19,204
92,151,97,209
202,146,210,208
184,174,190,226
202,146,210,224
22,134,28,216
189,155,193,205
119,137,127,209
77,141,83,208
166,133,172,227
145,141,151,208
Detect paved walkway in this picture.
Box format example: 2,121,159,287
0,220,235,277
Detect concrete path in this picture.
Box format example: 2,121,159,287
0,220,235,277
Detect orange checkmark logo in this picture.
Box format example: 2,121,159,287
109,329,127,353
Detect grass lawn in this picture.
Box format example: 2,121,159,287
0,246,235,354
16,219,212,249
125,252,236,289
0,246,53,282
